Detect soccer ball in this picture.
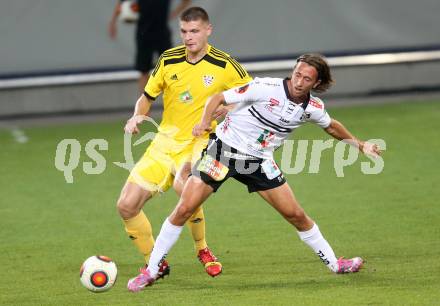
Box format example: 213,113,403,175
80,255,117,292
119,1,139,23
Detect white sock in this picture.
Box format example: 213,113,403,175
147,218,183,276
297,223,338,272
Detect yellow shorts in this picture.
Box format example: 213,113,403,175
127,133,208,194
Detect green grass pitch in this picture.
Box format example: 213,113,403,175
0,100,439,305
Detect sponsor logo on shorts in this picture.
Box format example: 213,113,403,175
197,155,229,181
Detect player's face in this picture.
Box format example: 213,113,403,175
180,20,212,54
290,62,321,97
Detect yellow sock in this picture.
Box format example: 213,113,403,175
186,206,208,252
123,211,155,263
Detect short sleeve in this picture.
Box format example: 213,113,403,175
144,55,165,100
223,79,265,105
223,56,253,89
307,98,331,128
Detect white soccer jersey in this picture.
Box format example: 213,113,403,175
216,77,332,159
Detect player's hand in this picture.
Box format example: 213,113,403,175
193,123,212,137
360,141,381,158
124,115,148,134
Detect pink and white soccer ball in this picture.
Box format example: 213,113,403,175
80,255,117,292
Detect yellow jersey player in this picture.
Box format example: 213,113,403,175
118,6,252,283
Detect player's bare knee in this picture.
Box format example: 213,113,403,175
285,208,307,225
117,196,138,219
175,202,195,220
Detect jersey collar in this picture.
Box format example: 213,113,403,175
283,78,310,110
185,44,211,65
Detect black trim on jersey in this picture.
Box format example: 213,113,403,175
151,55,163,77
211,47,247,77
163,49,186,57
229,57,247,78
164,56,186,66
163,51,185,59
283,78,311,110
248,106,292,133
283,78,295,102
203,54,227,68
143,91,157,101
163,46,186,55
185,54,207,66
301,98,310,110
210,48,246,78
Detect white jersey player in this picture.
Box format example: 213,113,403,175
127,54,382,292
217,76,331,159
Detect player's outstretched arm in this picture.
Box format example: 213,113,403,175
124,94,153,134
108,2,121,39
193,93,226,137
324,118,381,157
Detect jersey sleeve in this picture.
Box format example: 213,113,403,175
223,56,253,89
307,98,331,128
144,55,165,100
223,79,266,105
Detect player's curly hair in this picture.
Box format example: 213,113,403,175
296,54,334,93
180,7,210,22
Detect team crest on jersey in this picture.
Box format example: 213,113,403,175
179,90,193,103
202,75,214,87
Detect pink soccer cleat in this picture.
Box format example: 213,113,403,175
127,260,170,292
336,257,363,274
127,268,155,292
197,247,222,277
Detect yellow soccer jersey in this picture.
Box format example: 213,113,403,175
145,44,252,141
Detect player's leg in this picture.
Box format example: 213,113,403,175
119,142,174,265
258,183,363,273
174,162,208,250
128,176,214,292
117,181,155,262
257,183,314,231
173,143,222,276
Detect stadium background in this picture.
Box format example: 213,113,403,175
0,1,439,305
1,0,440,117
2,0,440,73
